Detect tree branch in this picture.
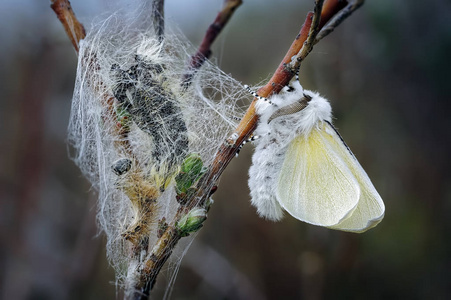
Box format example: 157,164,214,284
182,0,243,86
50,0,86,53
315,0,365,44
290,0,324,71
151,0,165,43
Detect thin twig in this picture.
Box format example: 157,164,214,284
152,0,165,43
182,0,243,86
290,0,324,71
50,0,86,53
315,0,365,44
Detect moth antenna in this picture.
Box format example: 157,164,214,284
286,85,295,92
267,94,312,123
236,135,260,157
244,85,274,105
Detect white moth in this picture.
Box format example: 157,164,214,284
248,80,385,233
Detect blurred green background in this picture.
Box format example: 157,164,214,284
1,0,450,299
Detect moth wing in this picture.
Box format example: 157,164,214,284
276,123,360,227
323,123,385,233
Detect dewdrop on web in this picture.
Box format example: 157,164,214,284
67,3,249,286
246,75,385,233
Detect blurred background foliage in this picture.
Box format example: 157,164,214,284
1,0,450,299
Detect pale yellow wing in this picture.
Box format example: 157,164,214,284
322,122,385,232
276,122,361,227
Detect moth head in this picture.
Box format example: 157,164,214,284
268,94,312,124
265,91,332,137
